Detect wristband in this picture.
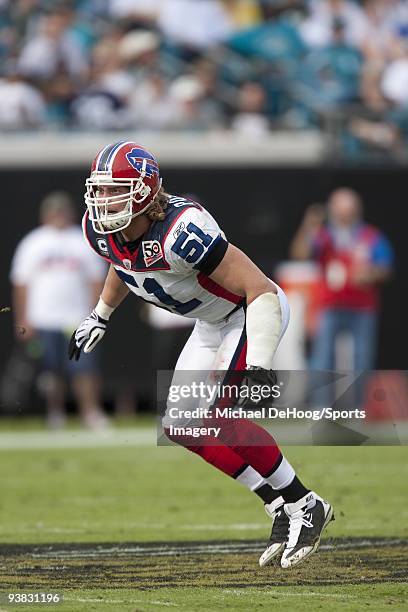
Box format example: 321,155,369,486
94,297,115,321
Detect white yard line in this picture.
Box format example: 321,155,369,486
0,523,266,536
25,538,407,560
64,596,179,607
0,428,156,450
222,589,358,599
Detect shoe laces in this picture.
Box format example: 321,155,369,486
287,509,314,547
298,512,314,528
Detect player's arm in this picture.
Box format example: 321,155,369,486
352,265,392,286
352,234,394,287
69,265,129,360
100,265,130,309
11,283,35,341
10,237,36,341
290,204,326,260
209,244,274,303
209,244,282,370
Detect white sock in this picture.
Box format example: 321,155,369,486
235,465,268,491
265,457,296,490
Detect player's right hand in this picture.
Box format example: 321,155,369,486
68,310,108,361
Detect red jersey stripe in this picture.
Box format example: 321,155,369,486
197,272,242,305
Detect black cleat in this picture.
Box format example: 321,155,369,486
259,496,289,567
280,491,334,568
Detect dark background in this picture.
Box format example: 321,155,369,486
0,165,406,409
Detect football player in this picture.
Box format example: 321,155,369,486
69,141,334,568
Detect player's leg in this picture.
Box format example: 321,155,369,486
309,309,341,408
351,310,377,371
210,289,334,568
310,309,338,371
66,334,109,430
36,330,67,429
347,309,378,409
164,320,279,505
206,308,304,564
71,372,109,430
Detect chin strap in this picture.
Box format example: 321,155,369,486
246,292,282,369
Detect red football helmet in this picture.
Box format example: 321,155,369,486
85,141,162,234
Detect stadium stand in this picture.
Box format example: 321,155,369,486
2,0,408,157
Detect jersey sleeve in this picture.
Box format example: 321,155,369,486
163,207,228,275
371,233,394,267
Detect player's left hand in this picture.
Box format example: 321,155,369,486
237,366,278,408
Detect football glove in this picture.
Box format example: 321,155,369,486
68,310,108,361
238,366,278,408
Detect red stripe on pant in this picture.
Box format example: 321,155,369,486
165,430,246,477
165,313,282,479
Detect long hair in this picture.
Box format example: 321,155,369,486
146,187,170,222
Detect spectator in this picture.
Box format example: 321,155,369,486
168,74,224,130
227,2,306,64
221,0,262,29
380,0,408,50
158,0,234,59
71,30,136,129
359,0,400,63
300,0,369,50
0,62,46,129
18,8,88,83
118,28,162,81
122,29,180,129
10,191,109,429
231,81,270,137
381,38,408,105
128,70,178,130
1,0,408,142
109,0,162,28
291,17,363,120
10,0,42,43
290,188,394,373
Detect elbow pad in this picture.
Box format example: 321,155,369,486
246,292,282,370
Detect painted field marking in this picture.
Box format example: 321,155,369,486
0,428,156,450
221,589,358,599
64,597,179,607
9,537,405,560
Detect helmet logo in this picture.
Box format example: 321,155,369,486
126,148,159,178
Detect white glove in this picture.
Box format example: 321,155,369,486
69,310,108,361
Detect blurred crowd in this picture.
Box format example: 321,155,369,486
2,1,408,151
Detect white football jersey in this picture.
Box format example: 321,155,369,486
83,196,244,324
10,224,106,330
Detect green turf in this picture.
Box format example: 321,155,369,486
0,421,406,611
2,584,407,612
0,443,406,543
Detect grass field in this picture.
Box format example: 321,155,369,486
0,418,407,611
